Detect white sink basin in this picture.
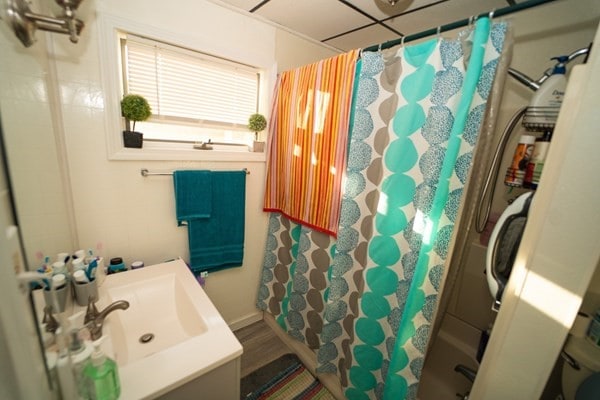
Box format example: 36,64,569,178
97,259,242,399
105,271,207,364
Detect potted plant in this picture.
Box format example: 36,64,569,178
121,94,151,148
248,113,267,153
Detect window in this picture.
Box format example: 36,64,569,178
120,34,262,149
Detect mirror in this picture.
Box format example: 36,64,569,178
0,10,76,272
0,8,78,397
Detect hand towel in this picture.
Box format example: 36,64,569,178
187,171,246,273
173,170,212,224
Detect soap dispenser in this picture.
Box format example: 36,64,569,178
84,338,121,400
69,329,93,399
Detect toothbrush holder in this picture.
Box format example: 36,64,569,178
43,285,69,313
73,279,99,307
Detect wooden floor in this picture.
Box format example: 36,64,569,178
234,319,293,377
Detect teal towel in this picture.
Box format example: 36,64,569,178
173,170,212,224
187,171,246,273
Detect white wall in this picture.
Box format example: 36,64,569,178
44,0,338,328
0,0,76,269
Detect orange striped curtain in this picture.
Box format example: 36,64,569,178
264,50,359,237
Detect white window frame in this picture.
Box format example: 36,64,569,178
97,13,276,162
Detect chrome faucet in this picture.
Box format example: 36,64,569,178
84,298,130,340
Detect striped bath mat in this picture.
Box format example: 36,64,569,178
242,354,335,400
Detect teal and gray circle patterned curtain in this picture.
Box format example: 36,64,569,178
258,17,508,400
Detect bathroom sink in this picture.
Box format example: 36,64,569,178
97,259,242,399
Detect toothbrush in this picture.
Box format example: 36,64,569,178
85,259,98,282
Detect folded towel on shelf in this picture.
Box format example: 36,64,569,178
180,170,246,274
173,170,212,224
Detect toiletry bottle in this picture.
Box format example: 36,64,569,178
55,328,79,400
72,257,85,273
108,257,127,274
52,261,67,276
69,329,93,399
52,273,67,290
587,308,600,347
73,269,90,284
74,249,86,261
505,134,535,187
84,339,121,400
523,130,552,189
523,56,568,130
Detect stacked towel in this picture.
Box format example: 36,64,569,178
173,170,212,224
173,170,246,274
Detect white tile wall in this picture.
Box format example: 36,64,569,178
42,0,336,326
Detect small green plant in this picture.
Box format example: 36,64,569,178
248,113,267,141
121,94,151,132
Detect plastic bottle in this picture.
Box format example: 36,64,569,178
108,257,127,274
55,328,79,400
73,269,90,284
52,261,68,276
52,273,67,289
523,56,568,131
84,339,121,400
505,134,535,187
587,308,600,347
69,329,93,399
72,257,85,273
523,131,552,189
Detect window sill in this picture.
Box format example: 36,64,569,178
108,144,267,162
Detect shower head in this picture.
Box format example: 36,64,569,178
508,45,592,91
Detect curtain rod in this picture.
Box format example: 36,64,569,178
141,168,249,176
363,0,560,52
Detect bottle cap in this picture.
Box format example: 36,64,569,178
131,261,144,269
110,257,123,265
72,258,84,271
52,274,66,289
91,337,107,367
74,249,86,260
52,261,66,274
73,269,89,284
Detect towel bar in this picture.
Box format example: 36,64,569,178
141,168,249,177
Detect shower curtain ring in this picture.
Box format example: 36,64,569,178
489,9,495,20
468,15,475,28
378,43,382,53
436,25,442,39
400,35,406,48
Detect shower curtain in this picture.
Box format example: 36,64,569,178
258,17,508,400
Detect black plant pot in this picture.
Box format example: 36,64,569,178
123,130,143,148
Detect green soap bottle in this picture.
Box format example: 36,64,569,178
84,339,121,400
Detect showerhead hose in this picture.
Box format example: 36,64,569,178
475,107,527,233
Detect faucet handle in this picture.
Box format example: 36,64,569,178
84,296,99,325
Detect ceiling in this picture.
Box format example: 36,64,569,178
216,0,520,51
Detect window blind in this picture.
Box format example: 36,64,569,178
123,35,259,129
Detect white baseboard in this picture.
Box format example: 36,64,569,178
228,310,263,331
